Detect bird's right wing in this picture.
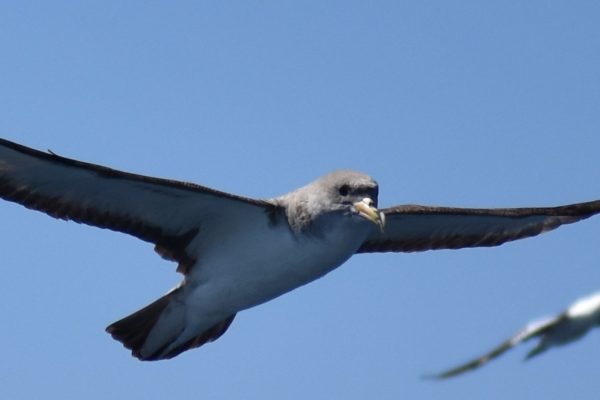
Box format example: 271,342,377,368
427,316,559,379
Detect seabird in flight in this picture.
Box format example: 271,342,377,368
429,291,600,379
0,138,599,361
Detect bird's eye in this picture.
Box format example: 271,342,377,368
338,184,350,196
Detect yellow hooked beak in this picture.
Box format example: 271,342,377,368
353,198,385,232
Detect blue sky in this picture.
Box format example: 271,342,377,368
1,2,599,399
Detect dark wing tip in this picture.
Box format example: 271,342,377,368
425,335,524,380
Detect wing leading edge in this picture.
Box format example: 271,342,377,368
427,317,560,379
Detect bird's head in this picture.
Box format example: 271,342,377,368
279,170,385,232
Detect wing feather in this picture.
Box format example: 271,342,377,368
0,138,277,271
358,202,600,253
428,316,560,379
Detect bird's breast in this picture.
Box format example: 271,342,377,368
185,217,370,312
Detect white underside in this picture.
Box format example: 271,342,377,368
141,214,373,357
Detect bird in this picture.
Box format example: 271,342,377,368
428,291,600,379
1,137,599,361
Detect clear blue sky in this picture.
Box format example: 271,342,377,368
1,2,599,399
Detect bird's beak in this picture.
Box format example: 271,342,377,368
354,198,385,232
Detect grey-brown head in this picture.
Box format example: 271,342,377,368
275,170,384,232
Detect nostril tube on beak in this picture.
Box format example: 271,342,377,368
354,198,385,232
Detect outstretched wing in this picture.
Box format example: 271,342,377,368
357,202,600,253
0,138,277,273
428,316,559,379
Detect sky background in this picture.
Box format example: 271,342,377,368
1,2,599,399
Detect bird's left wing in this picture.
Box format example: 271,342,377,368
427,316,559,379
0,138,277,273
357,202,600,253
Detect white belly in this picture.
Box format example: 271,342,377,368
185,217,371,314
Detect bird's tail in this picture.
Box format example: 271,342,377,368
106,288,235,361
